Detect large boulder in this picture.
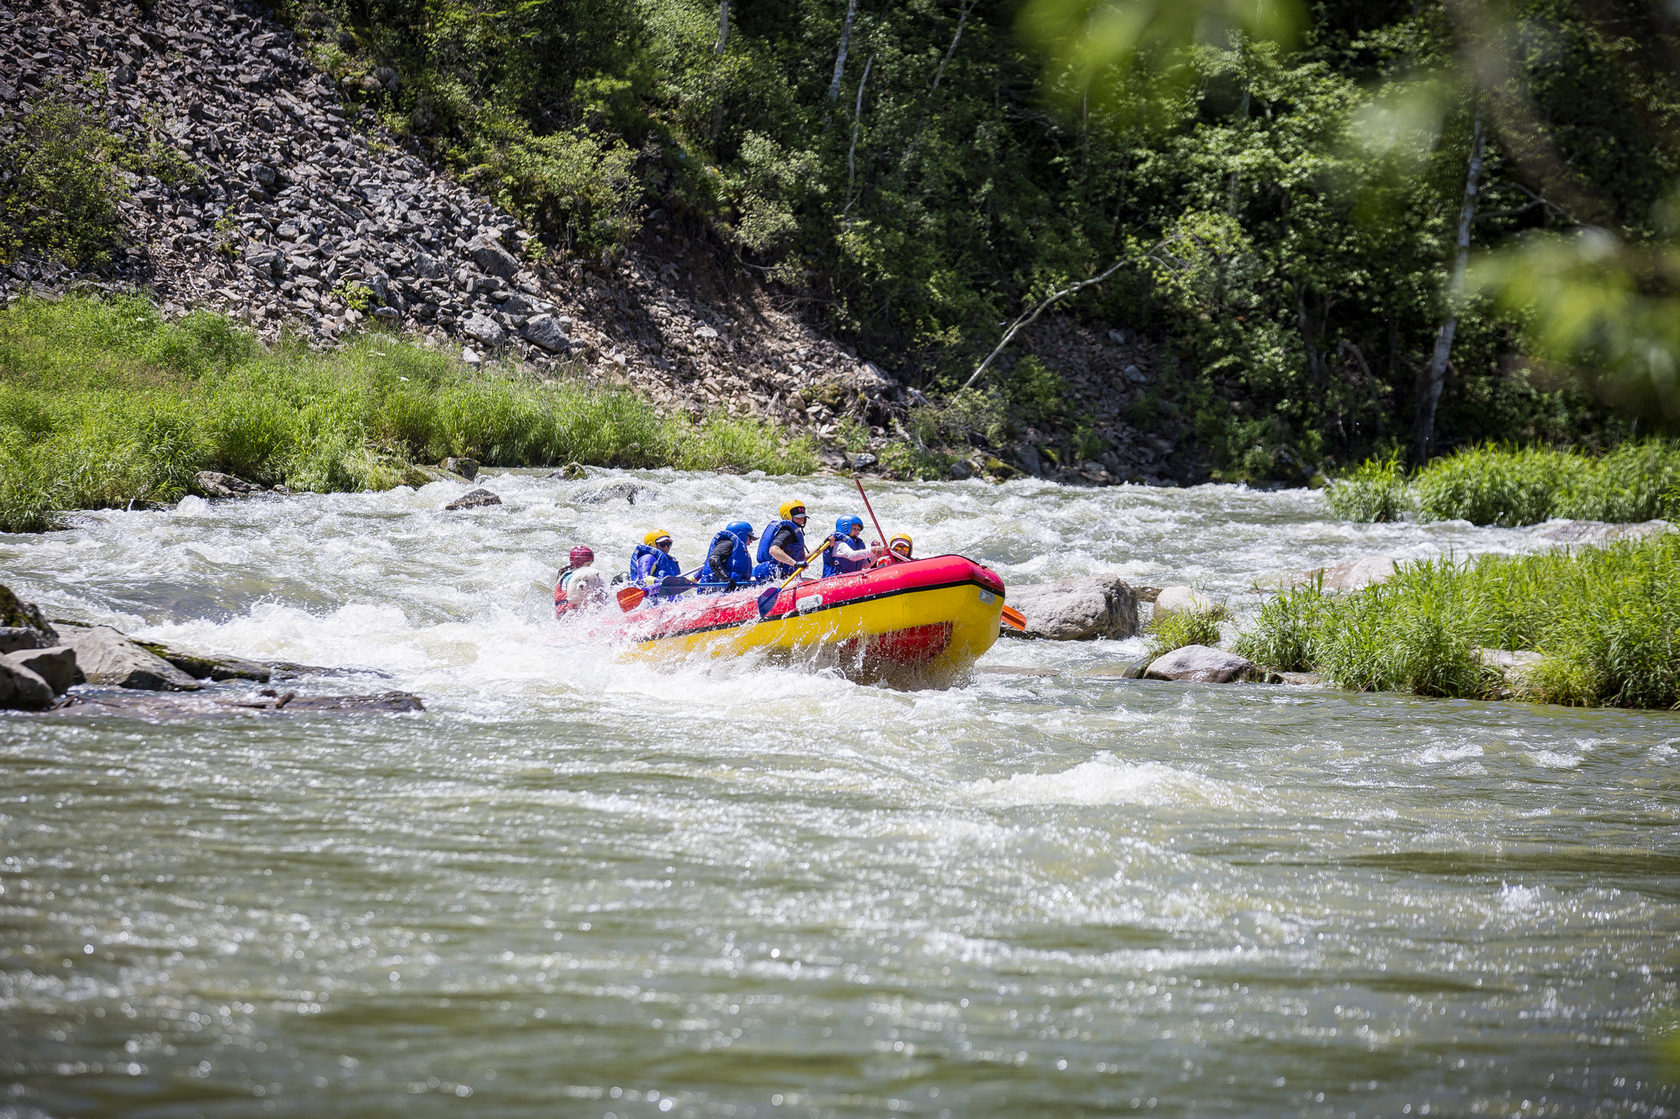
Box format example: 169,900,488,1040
0,584,56,642
1144,645,1260,683
0,627,47,655
0,658,55,710
1005,576,1139,640
444,488,502,511
1,646,81,695
55,625,202,691
466,232,521,279
134,640,272,683
521,313,571,352
194,470,264,498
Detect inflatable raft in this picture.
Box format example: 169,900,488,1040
616,554,1007,684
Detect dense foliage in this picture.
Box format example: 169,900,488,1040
0,295,813,533
275,0,1680,477
1324,440,1680,525
1234,533,1680,709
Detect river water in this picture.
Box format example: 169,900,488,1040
3,470,1677,1118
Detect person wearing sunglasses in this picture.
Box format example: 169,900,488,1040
753,499,809,581
628,528,682,600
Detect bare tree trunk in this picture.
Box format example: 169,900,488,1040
843,53,874,216
1415,105,1485,462
827,0,858,103
708,0,730,141
901,0,977,168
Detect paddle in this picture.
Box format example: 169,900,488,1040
617,566,703,612
756,538,832,619
1001,604,1027,631
854,476,894,562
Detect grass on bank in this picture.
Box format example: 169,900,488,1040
1325,441,1680,526
0,293,815,532
1234,532,1680,709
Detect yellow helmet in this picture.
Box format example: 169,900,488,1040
889,533,913,556
779,499,809,521
643,528,672,546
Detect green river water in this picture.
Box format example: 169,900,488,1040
2,471,1677,1117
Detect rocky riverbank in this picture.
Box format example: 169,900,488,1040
0,584,422,716
1,0,1196,486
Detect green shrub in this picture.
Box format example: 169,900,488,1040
1324,454,1411,522
1412,444,1578,526
1147,604,1224,658
0,90,129,267
1233,581,1329,671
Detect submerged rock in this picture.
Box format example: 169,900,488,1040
444,488,503,510
42,689,425,718
1004,576,1139,640
135,640,273,683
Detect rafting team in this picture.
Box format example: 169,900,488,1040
554,498,915,617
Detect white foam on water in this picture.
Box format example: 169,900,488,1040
959,753,1253,810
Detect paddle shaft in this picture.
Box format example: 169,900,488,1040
756,537,832,618
854,476,893,562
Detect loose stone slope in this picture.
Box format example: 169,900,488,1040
2,0,1190,484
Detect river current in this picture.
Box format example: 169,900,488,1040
3,470,1677,1118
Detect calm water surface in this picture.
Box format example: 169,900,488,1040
2,471,1677,1118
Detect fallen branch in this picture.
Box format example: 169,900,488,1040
962,258,1127,391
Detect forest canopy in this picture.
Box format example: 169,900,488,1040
281,0,1680,477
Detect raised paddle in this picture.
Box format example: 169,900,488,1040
756,538,833,619
854,476,894,562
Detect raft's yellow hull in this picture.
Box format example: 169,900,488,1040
619,555,1005,684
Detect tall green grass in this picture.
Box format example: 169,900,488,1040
1234,533,1680,708
1326,442,1680,526
0,294,815,532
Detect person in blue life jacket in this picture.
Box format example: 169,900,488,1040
822,515,875,578
753,499,809,581
699,521,757,591
628,528,682,600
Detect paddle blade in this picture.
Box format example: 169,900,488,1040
660,575,699,595
615,584,645,612
755,583,782,618
1001,604,1027,631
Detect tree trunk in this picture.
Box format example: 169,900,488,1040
827,0,858,104
708,0,730,141
1415,105,1485,462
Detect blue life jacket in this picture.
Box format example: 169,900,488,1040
699,528,755,589
629,543,681,591
753,519,806,580
823,534,873,578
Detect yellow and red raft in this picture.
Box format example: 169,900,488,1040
614,554,1007,683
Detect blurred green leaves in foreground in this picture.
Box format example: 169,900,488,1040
1019,0,1680,432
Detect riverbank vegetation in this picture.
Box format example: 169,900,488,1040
272,0,1680,479
1325,442,1680,526
1235,533,1680,709
0,294,813,533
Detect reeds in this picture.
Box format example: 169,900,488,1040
0,295,814,532
1326,442,1680,526
1235,533,1680,708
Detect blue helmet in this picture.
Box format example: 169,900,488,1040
726,520,756,541
835,515,863,535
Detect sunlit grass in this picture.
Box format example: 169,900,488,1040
0,294,814,531
1326,441,1680,526
1235,533,1680,708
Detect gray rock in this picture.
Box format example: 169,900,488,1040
2,645,80,695
0,659,54,711
444,488,502,510
520,313,570,352
1144,645,1260,683
461,312,504,348
574,482,640,504
1005,576,1139,640
1124,363,1148,384
194,470,263,498
440,457,478,480
466,232,520,279
0,627,47,655
56,625,202,691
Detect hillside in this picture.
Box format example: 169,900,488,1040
1,0,1195,486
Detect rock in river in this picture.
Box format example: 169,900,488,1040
1004,575,1139,640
